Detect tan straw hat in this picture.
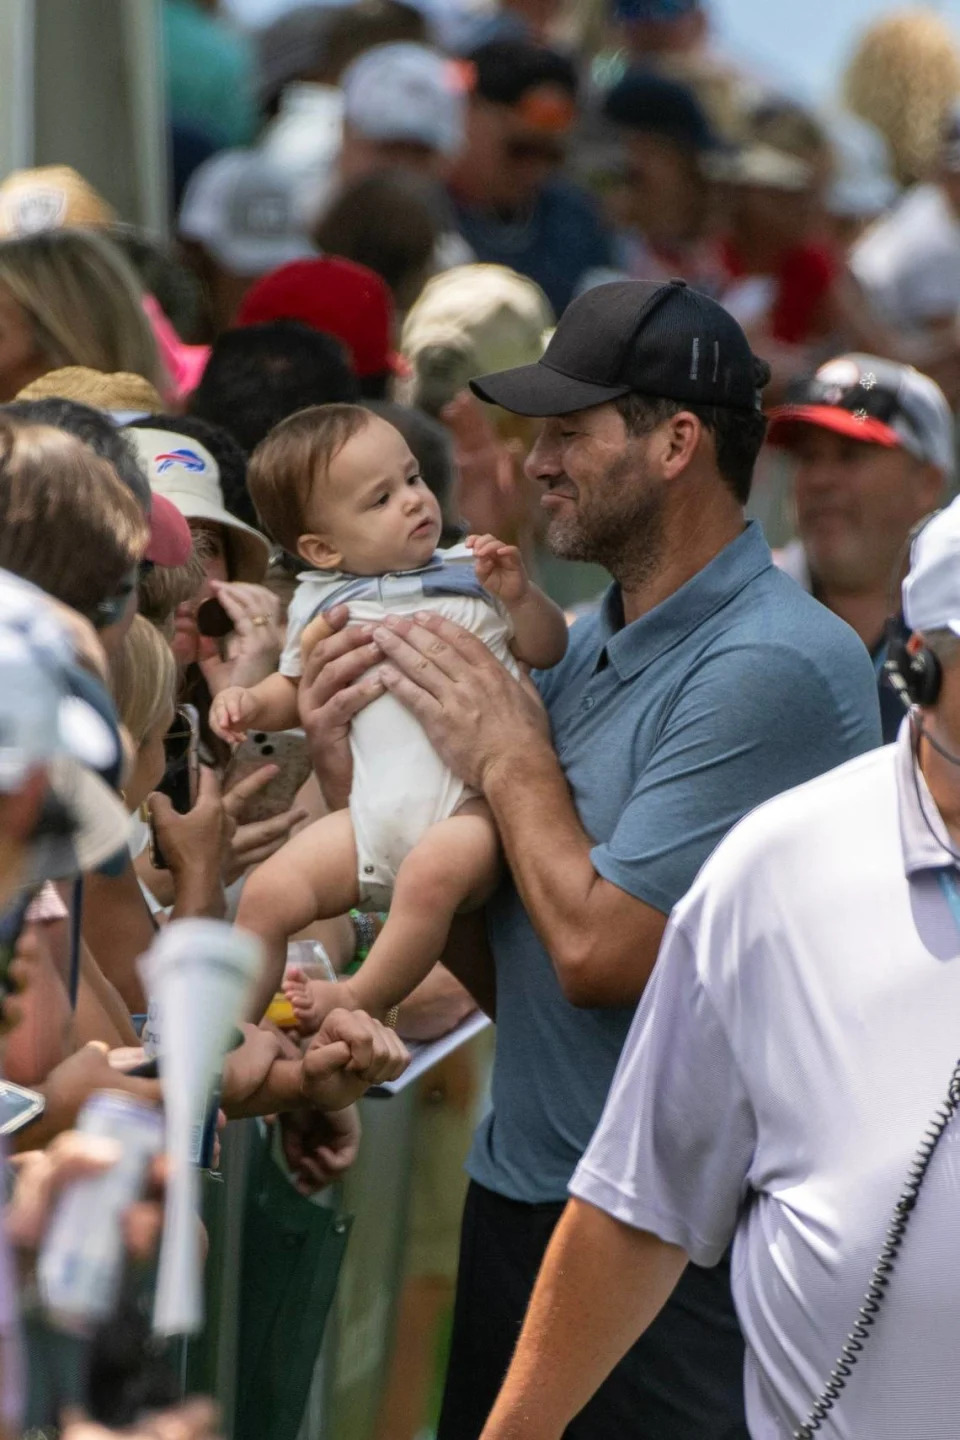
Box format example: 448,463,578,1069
125,427,270,582
400,263,555,416
16,367,165,415
0,165,115,237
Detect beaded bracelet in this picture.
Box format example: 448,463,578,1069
349,909,384,965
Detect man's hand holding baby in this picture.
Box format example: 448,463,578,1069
375,613,554,792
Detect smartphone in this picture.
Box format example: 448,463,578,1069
0,886,39,1001
224,729,313,824
148,703,201,870
0,1078,45,1134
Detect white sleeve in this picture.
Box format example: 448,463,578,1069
570,915,757,1267
279,578,324,679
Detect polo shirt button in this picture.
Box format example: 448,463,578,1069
583,696,595,711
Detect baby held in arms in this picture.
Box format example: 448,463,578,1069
212,405,568,1026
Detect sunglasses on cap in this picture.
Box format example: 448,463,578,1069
799,372,905,425
505,135,567,164
514,87,577,134
88,566,140,633
88,558,159,633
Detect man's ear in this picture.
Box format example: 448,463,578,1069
298,533,342,571
660,411,701,480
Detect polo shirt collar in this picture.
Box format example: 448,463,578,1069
896,718,960,876
597,521,772,682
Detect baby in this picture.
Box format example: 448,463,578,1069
212,405,568,1027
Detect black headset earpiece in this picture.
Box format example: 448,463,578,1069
882,508,947,712
884,632,943,709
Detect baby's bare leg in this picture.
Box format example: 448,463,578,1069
345,799,500,1019
237,809,359,1021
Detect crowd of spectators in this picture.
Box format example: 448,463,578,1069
3,2,960,1439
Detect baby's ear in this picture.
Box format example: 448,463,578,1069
298,532,341,571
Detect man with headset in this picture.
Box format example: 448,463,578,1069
478,497,960,1440
766,353,953,741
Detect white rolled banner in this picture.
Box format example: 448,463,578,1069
139,919,263,1336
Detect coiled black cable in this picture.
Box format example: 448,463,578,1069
794,1058,960,1438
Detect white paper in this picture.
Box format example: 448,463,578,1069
366,1011,491,1097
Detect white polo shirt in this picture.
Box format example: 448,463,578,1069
572,721,960,1439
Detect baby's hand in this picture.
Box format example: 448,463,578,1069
210,686,260,744
467,533,530,606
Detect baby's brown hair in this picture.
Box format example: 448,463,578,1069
247,403,371,556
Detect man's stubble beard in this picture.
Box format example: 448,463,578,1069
545,449,667,591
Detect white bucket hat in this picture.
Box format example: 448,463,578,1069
124,428,271,582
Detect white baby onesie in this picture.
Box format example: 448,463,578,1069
281,545,519,910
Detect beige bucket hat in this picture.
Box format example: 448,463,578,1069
124,427,270,582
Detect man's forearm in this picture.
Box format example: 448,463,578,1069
480,1199,688,1440
485,748,613,993
484,745,668,1006
222,1058,304,1119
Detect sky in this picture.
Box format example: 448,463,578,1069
710,0,960,101
223,0,960,101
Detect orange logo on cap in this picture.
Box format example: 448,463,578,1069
516,85,577,134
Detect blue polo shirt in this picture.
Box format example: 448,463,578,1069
470,520,881,1204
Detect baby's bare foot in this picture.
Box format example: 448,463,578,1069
283,969,342,1035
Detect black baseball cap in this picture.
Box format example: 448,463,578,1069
604,69,720,152
470,279,766,417
469,39,578,107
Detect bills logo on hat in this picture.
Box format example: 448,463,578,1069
154,447,206,474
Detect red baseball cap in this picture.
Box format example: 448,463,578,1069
234,256,396,378
146,492,193,567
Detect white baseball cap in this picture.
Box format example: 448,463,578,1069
178,147,318,277
825,111,899,219
125,429,271,582
902,499,960,636
0,569,130,882
342,43,467,158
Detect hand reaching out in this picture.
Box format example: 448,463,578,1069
467,533,530,606
209,686,260,745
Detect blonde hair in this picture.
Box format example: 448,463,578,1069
0,229,166,393
843,9,960,185
138,546,205,630
110,616,177,746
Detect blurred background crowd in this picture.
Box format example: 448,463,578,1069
2,1,960,1438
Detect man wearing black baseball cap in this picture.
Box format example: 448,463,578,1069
302,279,882,1438
446,38,614,313
768,353,953,742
